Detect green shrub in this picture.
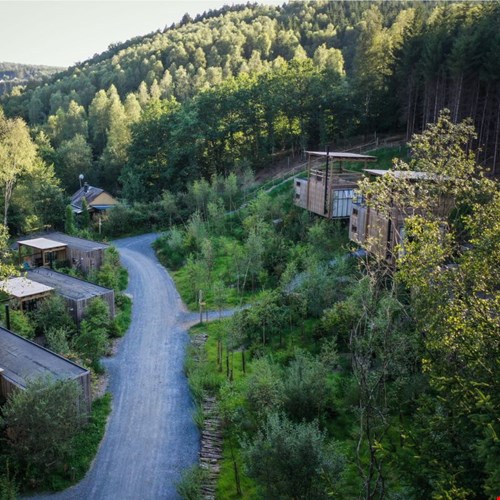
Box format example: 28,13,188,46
45,326,72,355
155,227,187,270
282,351,330,422
243,413,344,499
7,310,35,339
0,377,85,481
35,295,75,335
0,464,18,500
176,465,207,500
246,357,284,417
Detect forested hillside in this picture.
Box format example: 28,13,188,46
1,0,498,204
0,62,64,96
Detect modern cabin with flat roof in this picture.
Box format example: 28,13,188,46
17,232,109,273
27,268,115,322
0,326,90,413
43,232,109,273
294,151,377,219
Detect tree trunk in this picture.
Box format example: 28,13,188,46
492,95,500,175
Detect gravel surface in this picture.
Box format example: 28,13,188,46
34,233,199,500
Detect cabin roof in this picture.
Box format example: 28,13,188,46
363,169,441,180
43,232,109,251
71,184,104,206
0,327,88,389
17,237,67,251
0,277,53,299
70,184,118,213
26,268,113,301
306,151,377,162
14,232,108,252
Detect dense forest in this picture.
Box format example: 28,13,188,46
0,1,498,211
0,63,64,96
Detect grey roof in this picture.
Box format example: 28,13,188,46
363,169,442,180
17,237,67,251
71,184,104,209
14,232,108,252
27,268,113,301
0,327,88,389
306,151,377,161
44,232,109,251
0,277,53,298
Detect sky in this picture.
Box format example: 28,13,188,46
0,0,285,68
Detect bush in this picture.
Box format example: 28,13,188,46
7,309,35,339
282,351,330,422
112,293,132,337
246,357,284,417
45,326,72,355
0,377,85,480
243,413,344,499
91,246,128,292
155,227,187,270
0,467,18,500
35,295,75,335
72,322,108,369
176,465,208,500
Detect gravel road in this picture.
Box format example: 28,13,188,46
36,233,199,499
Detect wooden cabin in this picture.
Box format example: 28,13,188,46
0,326,90,413
17,232,109,273
27,268,115,323
294,151,377,219
0,277,54,312
349,169,455,263
71,183,118,217
18,237,68,269
43,232,109,273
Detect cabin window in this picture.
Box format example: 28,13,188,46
296,181,301,187
295,193,301,199
351,225,357,233
352,208,358,216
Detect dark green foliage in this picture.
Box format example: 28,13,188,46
51,393,111,491
34,295,75,335
0,393,112,493
282,351,330,422
45,326,72,355
243,413,344,499
0,469,17,500
154,228,186,270
80,199,90,229
111,293,132,338
73,298,110,367
91,246,128,292
100,202,167,237
0,377,85,479
65,205,76,235
246,357,284,417
73,322,108,369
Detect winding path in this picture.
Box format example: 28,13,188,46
37,233,200,499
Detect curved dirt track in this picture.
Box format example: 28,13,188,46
37,233,199,499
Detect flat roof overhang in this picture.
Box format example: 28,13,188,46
17,237,67,252
305,151,377,162
0,277,54,299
